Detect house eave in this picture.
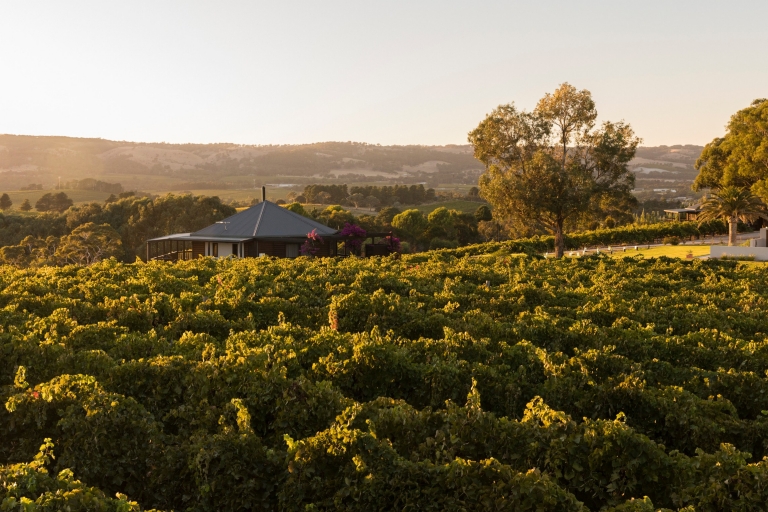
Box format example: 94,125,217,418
146,233,254,243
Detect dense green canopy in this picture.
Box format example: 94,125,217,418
694,99,768,198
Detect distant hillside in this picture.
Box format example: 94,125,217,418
629,145,704,202
0,135,482,192
0,135,703,200
634,145,702,166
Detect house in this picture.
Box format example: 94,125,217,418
146,188,391,261
664,205,702,222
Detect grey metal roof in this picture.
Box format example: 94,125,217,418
192,201,338,238
664,206,702,214
147,233,254,243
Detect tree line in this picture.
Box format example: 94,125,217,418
0,193,236,266
0,192,74,213
58,178,124,194
0,191,734,268
0,187,589,267
298,183,437,206
284,202,488,252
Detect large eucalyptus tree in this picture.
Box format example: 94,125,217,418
468,83,640,257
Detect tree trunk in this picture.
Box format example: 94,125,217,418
554,221,565,258
728,216,738,246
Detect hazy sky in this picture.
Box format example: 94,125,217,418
0,1,765,147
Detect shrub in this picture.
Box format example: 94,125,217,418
720,254,756,261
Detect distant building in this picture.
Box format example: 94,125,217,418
146,188,391,261
664,205,702,222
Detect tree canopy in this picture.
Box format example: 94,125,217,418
392,209,428,247
693,99,768,199
696,186,768,246
35,192,73,213
57,222,123,265
319,205,355,229
474,205,492,222
376,207,401,228
284,202,308,217
468,83,640,257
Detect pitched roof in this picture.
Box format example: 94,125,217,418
192,201,338,238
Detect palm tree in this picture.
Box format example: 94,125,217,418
697,186,768,246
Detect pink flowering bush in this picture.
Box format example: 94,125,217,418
300,229,324,256
385,235,401,253
340,223,366,255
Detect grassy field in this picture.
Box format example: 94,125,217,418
162,188,297,203
101,173,195,192
559,245,712,260
560,244,768,263
611,244,711,259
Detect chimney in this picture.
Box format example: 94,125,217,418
262,186,266,202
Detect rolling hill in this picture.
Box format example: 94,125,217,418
0,134,704,203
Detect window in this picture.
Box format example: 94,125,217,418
212,243,218,257
232,243,238,257
286,244,299,258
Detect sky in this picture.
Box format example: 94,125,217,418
0,1,766,147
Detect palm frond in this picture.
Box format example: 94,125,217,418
697,186,768,225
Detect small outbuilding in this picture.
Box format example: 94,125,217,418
146,188,392,261
664,205,702,222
